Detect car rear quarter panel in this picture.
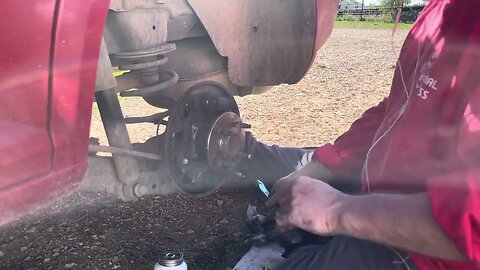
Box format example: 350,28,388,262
0,0,56,191
0,0,109,225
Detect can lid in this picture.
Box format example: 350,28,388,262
159,251,184,267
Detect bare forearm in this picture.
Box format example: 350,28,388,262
335,193,467,261
305,161,334,180
305,161,360,192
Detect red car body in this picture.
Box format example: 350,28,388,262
0,0,109,225
0,0,326,225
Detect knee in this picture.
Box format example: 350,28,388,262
278,245,325,270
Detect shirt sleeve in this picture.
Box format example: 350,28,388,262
312,98,388,179
427,86,480,266
427,169,480,267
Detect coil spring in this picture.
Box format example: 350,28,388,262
112,43,179,98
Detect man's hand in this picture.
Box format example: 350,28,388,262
266,176,346,235
279,161,334,184
266,178,467,262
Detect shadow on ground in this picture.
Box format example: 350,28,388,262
0,188,265,270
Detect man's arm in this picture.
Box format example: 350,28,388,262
268,84,480,265
267,176,474,263
336,193,467,261
279,160,335,184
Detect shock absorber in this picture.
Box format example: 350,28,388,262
92,43,179,200
112,43,179,98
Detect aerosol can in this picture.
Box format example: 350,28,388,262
154,251,188,270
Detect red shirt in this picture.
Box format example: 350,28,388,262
312,0,480,269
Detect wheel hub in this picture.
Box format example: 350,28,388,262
165,83,249,195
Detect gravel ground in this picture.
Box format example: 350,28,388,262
0,28,408,270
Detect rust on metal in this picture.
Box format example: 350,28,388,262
187,0,317,86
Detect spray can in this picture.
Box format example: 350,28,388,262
154,251,188,270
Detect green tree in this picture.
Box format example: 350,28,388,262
381,0,412,21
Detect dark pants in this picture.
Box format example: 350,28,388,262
238,132,311,185
240,133,418,270
279,236,417,270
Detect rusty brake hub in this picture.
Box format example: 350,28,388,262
165,83,250,195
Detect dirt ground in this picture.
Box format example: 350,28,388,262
0,28,408,270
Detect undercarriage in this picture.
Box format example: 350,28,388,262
86,0,318,200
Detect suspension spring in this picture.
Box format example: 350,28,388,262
112,43,179,98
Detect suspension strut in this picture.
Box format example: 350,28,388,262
94,43,180,200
